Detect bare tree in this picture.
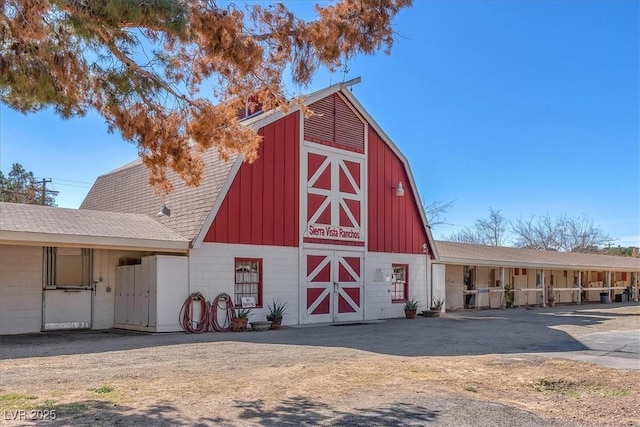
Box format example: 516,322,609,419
424,199,455,228
445,207,507,246
476,207,508,246
446,227,485,245
511,214,612,252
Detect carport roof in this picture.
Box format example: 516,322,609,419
435,240,640,271
0,202,189,251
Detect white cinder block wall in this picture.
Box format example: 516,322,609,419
364,252,428,320
189,243,299,325
0,245,43,334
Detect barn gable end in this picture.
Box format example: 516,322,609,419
203,112,300,247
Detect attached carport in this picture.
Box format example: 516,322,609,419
433,241,640,310
0,202,189,335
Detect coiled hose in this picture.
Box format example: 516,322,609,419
179,292,210,334
179,292,235,333
211,293,234,332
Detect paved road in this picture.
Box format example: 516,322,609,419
2,303,638,370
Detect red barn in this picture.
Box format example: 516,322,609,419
0,79,437,334
81,78,437,327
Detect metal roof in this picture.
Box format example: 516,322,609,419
435,240,640,271
0,202,189,251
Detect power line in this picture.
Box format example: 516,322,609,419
50,182,92,189
47,177,94,185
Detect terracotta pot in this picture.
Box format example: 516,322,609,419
404,309,417,319
231,317,248,332
267,316,283,330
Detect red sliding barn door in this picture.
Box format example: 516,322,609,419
303,250,364,323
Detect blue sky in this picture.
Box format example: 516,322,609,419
1,0,638,246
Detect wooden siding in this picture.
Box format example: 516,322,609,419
304,93,365,153
367,127,428,254
204,112,300,246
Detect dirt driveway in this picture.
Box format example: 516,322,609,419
1,304,638,426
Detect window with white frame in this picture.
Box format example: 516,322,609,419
234,258,262,308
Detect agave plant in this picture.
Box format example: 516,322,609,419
267,299,288,318
403,298,420,311
431,297,445,310
235,308,252,318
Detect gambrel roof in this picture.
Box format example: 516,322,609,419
435,241,640,272
80,78,439,254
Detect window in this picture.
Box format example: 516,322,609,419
391,264,408,302
234,258,262,308
44,247,93,287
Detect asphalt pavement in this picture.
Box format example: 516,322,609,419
2,303,638,370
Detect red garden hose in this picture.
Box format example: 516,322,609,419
179,292,210,333
211,293,234,332
179,292,236,333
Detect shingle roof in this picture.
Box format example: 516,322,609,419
80,150,238,242
435,240,640,271
0,202,189,248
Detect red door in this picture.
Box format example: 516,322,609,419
303,250,364,323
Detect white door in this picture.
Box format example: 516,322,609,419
302,250,364,323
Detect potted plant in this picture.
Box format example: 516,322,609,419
504,284,515,308
547,288,556,307
403,298,420,319
231,307,251,332
266,299,288,330
430,297,445,312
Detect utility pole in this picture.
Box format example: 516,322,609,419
41,178,52,205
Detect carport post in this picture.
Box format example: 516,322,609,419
541,270,546,307
607,271,612,301
577,271,582,305
500,267,505,308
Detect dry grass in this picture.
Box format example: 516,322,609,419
1,307,639,425
1,343,638,426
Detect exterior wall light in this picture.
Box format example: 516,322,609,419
394,181,405,197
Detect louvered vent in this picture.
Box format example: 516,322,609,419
304,94,364,153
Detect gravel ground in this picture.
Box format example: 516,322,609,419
0,303,638,426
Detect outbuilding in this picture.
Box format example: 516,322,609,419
434,241,640,310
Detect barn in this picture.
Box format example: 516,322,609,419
1,79,637,335
0,79,439,334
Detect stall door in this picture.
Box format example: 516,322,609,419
42,247,93,330
43,288,92,330
303,250,364,323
